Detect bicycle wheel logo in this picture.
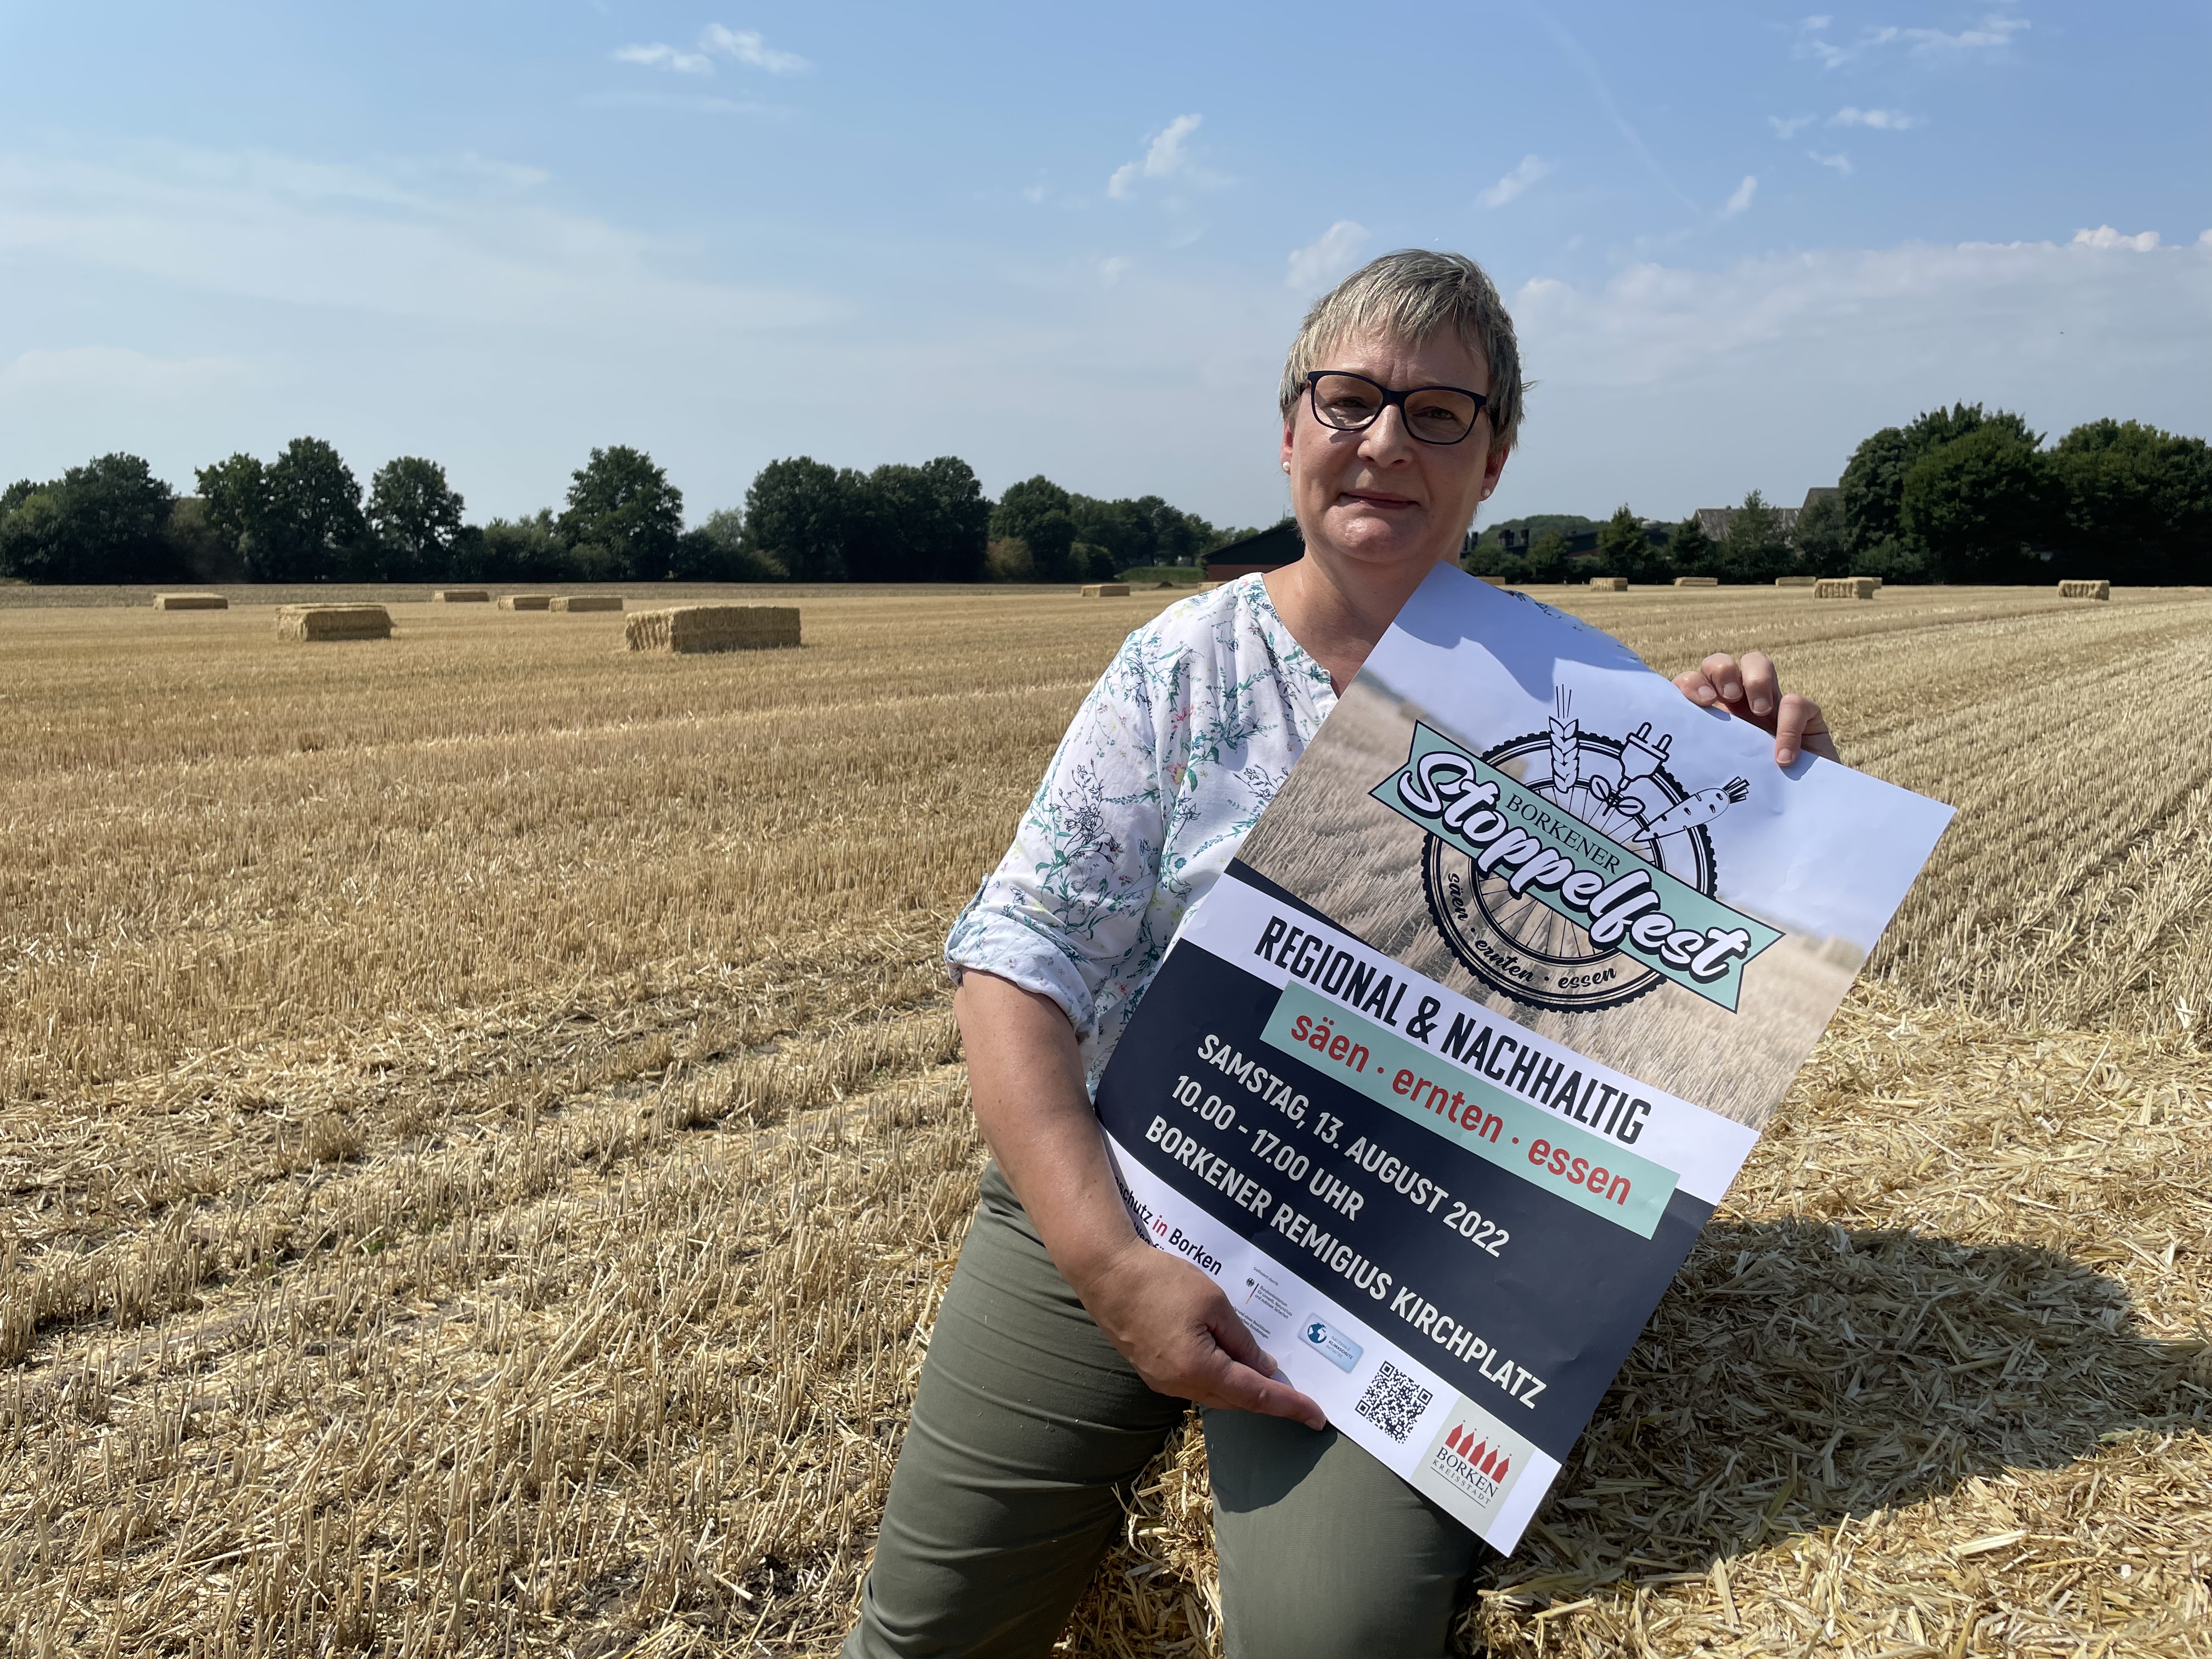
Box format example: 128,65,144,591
1372,693,1779,1015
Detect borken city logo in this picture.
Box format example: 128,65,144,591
1431,1423,1513,1506
1372,692,1784,1014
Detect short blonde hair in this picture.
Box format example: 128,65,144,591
1279,249,1523,453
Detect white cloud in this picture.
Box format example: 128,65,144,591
1722,176,1757,217
1769,114,1816,139
1803,12,2026,67
1490,231,2212,521
1285,221,1369,290
1901,14,2029,54
1810,150,1854,174
614,43,712,75
615,26,809,79
1108,114,1207,201
2072,225,2161,252
699,25,811,75
1831,106,1923,129
1478,154,1554,209
1097,255,1131,287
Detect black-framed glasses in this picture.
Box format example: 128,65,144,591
1305,370,1488,445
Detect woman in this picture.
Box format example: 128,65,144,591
844,250,1835,1658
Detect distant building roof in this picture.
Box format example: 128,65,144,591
1695,485,1838,545
1206,519,1302,579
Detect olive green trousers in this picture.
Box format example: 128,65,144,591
842,1165,1487,1658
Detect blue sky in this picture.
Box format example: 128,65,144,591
2,1,2207,530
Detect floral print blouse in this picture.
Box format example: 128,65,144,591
945,574,1336,1093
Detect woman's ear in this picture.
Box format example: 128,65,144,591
1479,439,1509,501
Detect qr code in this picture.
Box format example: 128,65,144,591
1353,1361,1434,1444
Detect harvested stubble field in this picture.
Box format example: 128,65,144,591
1,583,2207,1658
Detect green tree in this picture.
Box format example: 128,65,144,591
1669,514,1717,578
1591,504,1675,583
472,510,568,583
1792,491,1849,577
855,456,992,582
1850,536,1931,583
253,437,366,582
0,453,178,582
558,446,683,581
1718,489,1795,583
1841,404,2040,560
741,456,864,582
2049,419,2212,585
1461,537,1527,583
1900,424,2061,583
990,476,1081,581
1522,531,1570,584
163,498,244,582
195,453,270,573
366,457,467,582
0,487,62,582
672,507,787,582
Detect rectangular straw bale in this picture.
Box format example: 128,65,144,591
1587,576,1628,591
1477,575,1510,588
625,605,800,653
497,594,553,611
274,604,391,641
550,594,624,612
1672,575,1720,587
1079,583,1131,597
152,592,227,610
1774,575,1819,587
1815,576,1880,599
2058,578,2111,600
433,589,490,603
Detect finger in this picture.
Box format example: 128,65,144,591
1797,699,1841,763
1674,668,1719,708
1773,692,1814,766
1702,652,1747,708
1194,1348,1328,1428
1739,651,1779,720
1201,1304,1328,1427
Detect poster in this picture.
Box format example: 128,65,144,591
1092,563,1954,1551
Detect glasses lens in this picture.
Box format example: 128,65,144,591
1403,389,1480,444
1311,374,1385,431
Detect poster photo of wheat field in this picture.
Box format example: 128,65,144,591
1,580,2207,1659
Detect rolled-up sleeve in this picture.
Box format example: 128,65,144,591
945,637,1170,1049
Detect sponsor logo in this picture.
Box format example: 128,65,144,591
1370,693,1782,1014
1429,1421,1514,1508
1297,1317,1363,1373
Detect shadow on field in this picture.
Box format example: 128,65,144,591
1526,1218,2209,1565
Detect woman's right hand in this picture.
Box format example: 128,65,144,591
955,968,1325,1430
1077,1238,1327,1427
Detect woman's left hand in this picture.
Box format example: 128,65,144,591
1673,651,1839,767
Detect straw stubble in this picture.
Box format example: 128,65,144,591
1,583,2205,1657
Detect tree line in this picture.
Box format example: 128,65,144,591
0,442,1251,586
1466,406,2212,585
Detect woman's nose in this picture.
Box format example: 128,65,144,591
1358,403,1415,461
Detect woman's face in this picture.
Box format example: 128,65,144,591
1280,326,1509,586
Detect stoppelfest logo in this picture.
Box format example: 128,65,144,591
1429,1421,1516,1508
1372,692,1784,1014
